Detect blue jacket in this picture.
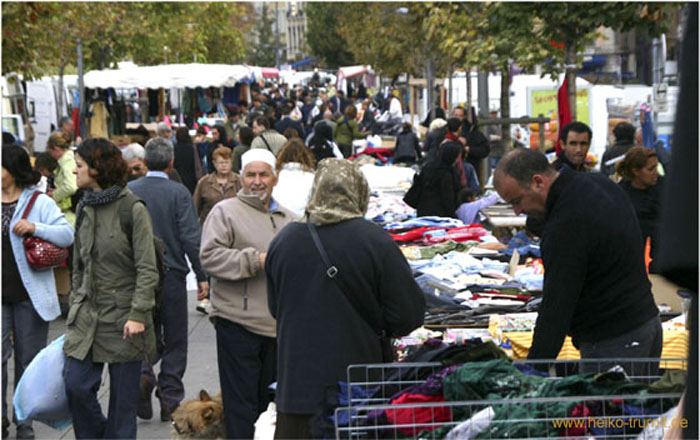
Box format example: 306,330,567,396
128,174,207,281
9,188,74,321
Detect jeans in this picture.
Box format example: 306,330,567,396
463,161,481,195
2,299,48,427
141,270,188,410
215,318,276,439
578,315,663,378
63,351,141,439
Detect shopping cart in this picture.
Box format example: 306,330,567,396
335,358,687,439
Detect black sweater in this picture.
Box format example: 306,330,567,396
528,167,658,359
266,218,425,414
620,178,664,272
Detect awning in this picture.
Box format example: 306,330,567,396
336,65,373,88
291,56,317,69
261,67,280,78
83,64,256,89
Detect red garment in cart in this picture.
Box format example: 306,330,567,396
384,393,452,436
423,225,488,244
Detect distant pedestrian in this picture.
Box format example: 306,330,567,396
251,116,287,156
46,131,78,226
173,127,203,194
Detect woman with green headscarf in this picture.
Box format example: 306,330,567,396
265,158,425,438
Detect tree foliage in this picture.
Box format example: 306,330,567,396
305,2,356,69
1,2,253,79
249,4,276,67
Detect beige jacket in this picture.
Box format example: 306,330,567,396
200,191,295,337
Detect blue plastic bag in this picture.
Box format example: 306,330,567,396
13,334,71,431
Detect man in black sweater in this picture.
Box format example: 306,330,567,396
128,137,210,421
494,148,660,375
552,121,592,172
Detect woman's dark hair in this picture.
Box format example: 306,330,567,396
212,125,227,140
239,126,255,147
345,105,357,119
2,144,41,187
402,122,413,133
311,122,333,149
76,138,128,189
617,146,657,181
196,126,207,136
283,128,299,139
613,122,636,144
440,142,462,166
276,138,315,172
175,126,191,143
447,117,462,133
457,187,477,205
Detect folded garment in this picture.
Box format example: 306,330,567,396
385,216,465,230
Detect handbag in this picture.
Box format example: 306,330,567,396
306,218,394,362
21,191,69,270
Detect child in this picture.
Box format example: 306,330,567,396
34,152,58,194
455,188,501,225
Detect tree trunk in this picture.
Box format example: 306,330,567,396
500,64,511,147
565,43,577,121
466,67,472,111
57,62,65,120
448,65,453,111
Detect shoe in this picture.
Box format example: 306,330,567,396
160,405,175,422
137,375,154,420
16,425,35,439
196,298,210,315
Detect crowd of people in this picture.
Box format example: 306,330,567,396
0,78,671,440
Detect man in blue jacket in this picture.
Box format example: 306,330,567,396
128,137,210,421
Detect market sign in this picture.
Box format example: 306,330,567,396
529,87,590,125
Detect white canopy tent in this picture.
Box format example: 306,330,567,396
83,64,256,89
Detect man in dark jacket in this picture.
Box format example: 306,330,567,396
552,121,592,172
128,137,210,421
266,159,425,438
494,148,661,375
274,101,306,138
173,127,203,194
329,90,349,115
601,121,636,176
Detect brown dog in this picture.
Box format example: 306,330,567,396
170,390,225,439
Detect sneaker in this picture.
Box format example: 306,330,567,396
16,425,34,439
196,298,210,315
137,375,154,420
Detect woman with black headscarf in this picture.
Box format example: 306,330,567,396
415,141,463,218
306,122,343,165
265,159,425,438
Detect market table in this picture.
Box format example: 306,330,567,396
488,314,688,370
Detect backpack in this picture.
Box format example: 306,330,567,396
117,193,167,328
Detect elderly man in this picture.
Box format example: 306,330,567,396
250,116,287,156
122,142,183,183
494,148,661,375
128,137,209,421
59,116,82,145
200,149,295,439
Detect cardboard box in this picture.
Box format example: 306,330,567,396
380,136,397,149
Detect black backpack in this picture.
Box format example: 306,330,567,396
117,193,167,328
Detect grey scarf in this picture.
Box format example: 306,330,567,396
75,185,123,231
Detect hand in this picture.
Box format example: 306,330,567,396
123,320,145,339
197,281,210,301
75,136,83,145
258,252,267,269
12,219,35,237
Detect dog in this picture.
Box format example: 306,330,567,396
170,390,225,439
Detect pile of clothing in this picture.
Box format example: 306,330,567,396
365,192,416,224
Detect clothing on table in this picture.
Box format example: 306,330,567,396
528,166,659,360
192,172,242,226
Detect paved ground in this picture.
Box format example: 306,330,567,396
6,274,222,439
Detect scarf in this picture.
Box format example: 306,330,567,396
305,159,369,226
75,184,123,231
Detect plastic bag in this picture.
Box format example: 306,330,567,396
13,334,71,431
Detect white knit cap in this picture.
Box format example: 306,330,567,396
241,148,276,172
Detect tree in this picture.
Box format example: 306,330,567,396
305,3,355,69
250,4,276,67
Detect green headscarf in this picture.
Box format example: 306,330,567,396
305,158,370,226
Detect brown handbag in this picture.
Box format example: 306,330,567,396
21,191,69,270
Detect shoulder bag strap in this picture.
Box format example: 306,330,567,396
21,191,41,220
260,134,273,153
306,217,385,336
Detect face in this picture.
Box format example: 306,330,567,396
563,131,591,167
212,129,220,141
126,158,148,180
46,146,62,160
632,157,659,188
213,157,232,175
74,154,100,190
1,167,15,189
242,162,277,203
61,121,74,133
496,174,548,218
252,121,266,136
452,108,466,120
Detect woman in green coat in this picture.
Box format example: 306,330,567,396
63,138,158,439
333,105,368,158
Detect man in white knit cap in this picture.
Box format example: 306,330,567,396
199,149,295,439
